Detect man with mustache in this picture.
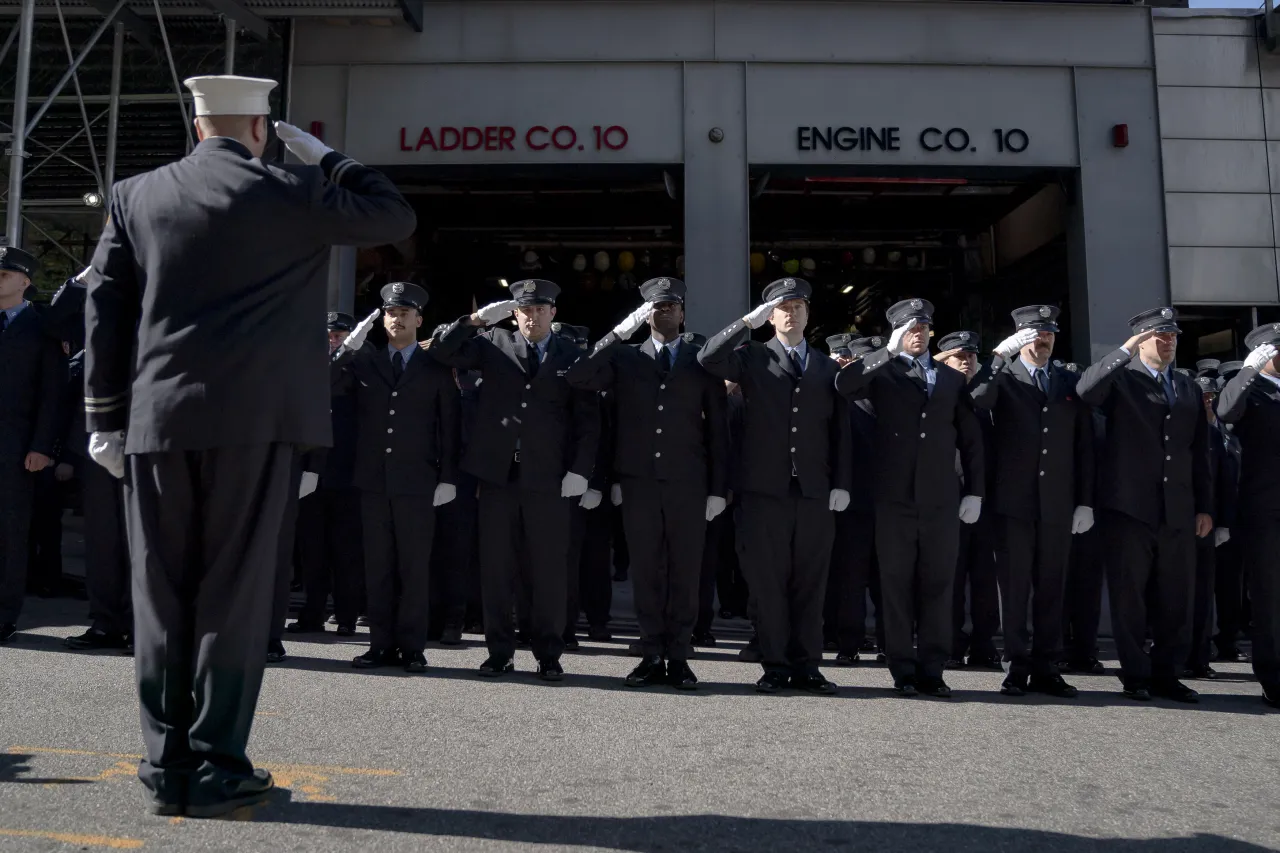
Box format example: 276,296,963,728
1215,322,1280,708
1077,307,1213,703
968,306,1094,698
431,279,600,681
331,283,460,674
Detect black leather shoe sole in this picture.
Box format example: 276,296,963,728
403,660,428,674
65,636,127,651
1123,688,1152,701
1029,682,1078,699
478,660,514,677
1001,683,1026,697
1153,688,1199,704
893,684,918,697
920,686,952,699
670,677,698,691
562,638,581,652
285,622,326,634
185,789,272,819
833,654,859,667
538,668,564,682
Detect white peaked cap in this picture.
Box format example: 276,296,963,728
183,75,277,116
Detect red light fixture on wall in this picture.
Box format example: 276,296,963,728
1112,124,1129,148
310,121,325,141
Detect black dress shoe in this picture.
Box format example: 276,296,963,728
516,631,532,648
834,652,859,666
0,623,16,644
357,615,371,628
627,640,644,657
859,638,879,653
286,619,325,635
667,660,698,690
692,631,717,648
538,659,564,682
718,608,735,620
1029,673,1078,698
755,671,789,694
824,639,839,652
143,789,185,816
335,623,356,637
1152,679,1199,704
626,656,666,687
738,635,763,663
478,656,514,677
893,677,918,697
185,769,274,819
353,648,400,669
64,628,128,651
266,640,287,663
875,652,888,664
1216,646,1250,663
440,625,463,646
1001,673,1029,697
1262,683,1280,709
1064,657,1107,675
402,650,428,673
612,567,628,582
1122,685,1152,701
917,676,952,699
944,658,965,670
967,653,1002,671
562,634,581,652
792,672,838,695
1183,665,1217,680
588,625,612,642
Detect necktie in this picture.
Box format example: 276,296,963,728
527,343,540,378
1158,372,1175,407
915,358,932,396
658,345,672,375
1036,369,1049,396
789,350,805,378
0,311,7,334
392,351,404,381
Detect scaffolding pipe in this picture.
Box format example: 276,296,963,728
224,17,235,74
104,23,123,197
154,0,194,151
55,0,104,193
24,0,128,139
0,23,19,69
5,0,35,246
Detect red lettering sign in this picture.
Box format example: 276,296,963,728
397,125,627,154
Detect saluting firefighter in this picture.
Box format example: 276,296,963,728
933,330,1001,670
968,306,1095,698
1215,322,1280,708
83,75,416,817
330,283,460,673
431,279,600,681
566,277,729,689
0,247,65,645
824,334,886,665
699,277,852,695
1076,307,1213,703
835,299,986,699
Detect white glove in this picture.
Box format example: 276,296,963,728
995,328,1040,359
580,488,602,510
1245,343,1278,372
610,483,623,506
742,297,784,330
475,300,519,327
342,309,380,353
1215,527,1231,547
706,495,727,521
561,472,589,498
273,120,333,166
433,482,456,507
829,489,851,512
612,302,654,340
888,319,920,356
88,430,125,480
298,471,319,499
1071,505,1094,535
958,495,983,525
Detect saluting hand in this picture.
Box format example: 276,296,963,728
472,300,519,327
612,302,654,339
273,121,333,166
1121,328,1156,355
1244,343,1278,372
994,328,1039,359
341,309,380,353
887,319,920,356
742,297,784,330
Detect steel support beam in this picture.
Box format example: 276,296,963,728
104,22,122,195
153,0,194,152
5,0,34,246
199,0,269,40
24,0,127,139
82,0,154,49
397,0,423,32
224,16,235,73
0,23,18,68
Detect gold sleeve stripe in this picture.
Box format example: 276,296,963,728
85,401,126,414
85,392,127,404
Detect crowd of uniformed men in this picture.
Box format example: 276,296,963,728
0,73,1279,817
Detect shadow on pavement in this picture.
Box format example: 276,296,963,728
251,801,1274,852
0,754,93,786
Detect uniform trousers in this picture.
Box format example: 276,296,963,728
573,500,613,630
706,502,748,620
876,501,960,682
1187,539,1217,671
1213,537,1245,654
430,471,476,633
738,484,834,674
297,488,364,628
82,458,132,635
269,458,305,645
1062,526,1105,663
564,502,586,637
953,514,999,660
361,492,436,653
478,479,568,662
0,456,33,624
26,469,64,592
620,477,707,662
825,511,876,655
1099,509,1195,687
125,443,294,804
1242,518,1280,690
995,515,1071,678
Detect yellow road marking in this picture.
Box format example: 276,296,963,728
9,747,400,777
0,828,142,849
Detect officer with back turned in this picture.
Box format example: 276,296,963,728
835,298,986,699
968,306,1094,698
1076,307,1213,703
1215,322,1280,708
431,279,600,681
566,277,729,689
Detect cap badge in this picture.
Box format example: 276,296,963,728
871,336,883,347
0,248,8,260
523,282,537,294
910,299,922,310
1161,308,1173,320
656,278,669,289
327,312,337,323
1039,306,1052,318
391,283,404,295
960,332,969,341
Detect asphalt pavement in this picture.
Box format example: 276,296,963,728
2,589,1279,853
